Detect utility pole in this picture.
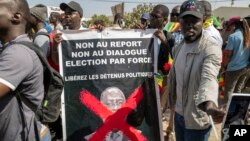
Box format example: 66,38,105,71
231,0,235,7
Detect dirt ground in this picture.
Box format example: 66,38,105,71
162,120,222,141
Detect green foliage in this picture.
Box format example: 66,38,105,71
86,14,112,28
124,3,153,29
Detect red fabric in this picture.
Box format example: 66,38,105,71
48,57,59,72
47,32,59,72
80,87,146,141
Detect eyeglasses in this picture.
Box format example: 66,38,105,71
171,13,180,17
150,13,163,19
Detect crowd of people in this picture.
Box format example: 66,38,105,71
0,0,250,141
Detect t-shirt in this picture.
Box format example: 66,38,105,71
226,29,250,71
33,28,50,57
204,25,223,47
0,34,44,141
175,40,198,116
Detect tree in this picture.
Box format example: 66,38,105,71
86,14,111,28
124,3,153,29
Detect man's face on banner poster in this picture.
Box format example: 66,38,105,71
101,87,126,112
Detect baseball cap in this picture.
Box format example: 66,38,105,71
141,13,151,20
60,1,83,17
179,0,204,19
227,16,241,27
244,15,250,19
30,6,47,23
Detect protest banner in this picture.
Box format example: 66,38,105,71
59,29,163,141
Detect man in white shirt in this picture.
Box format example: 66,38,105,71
200,0,223,47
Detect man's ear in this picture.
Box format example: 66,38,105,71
11,12,22,24
163,18,168,26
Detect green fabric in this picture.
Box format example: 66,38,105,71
211,16,221,27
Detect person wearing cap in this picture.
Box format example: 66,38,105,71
59,1,85,30
29,5,51,57
200,0,223,47
167,0,225,141
140,13,150,29
49,1,86,71
222,17,250,104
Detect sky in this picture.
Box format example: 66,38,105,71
27,0,250,18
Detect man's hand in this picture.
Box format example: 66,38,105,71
53,31,62,45
154,29,167,46
199,101,226,123
133,23,146,29
95,24,105,32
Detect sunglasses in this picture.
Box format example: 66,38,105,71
171,13,180,17
150,13,163,19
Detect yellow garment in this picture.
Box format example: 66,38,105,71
202,18,213,29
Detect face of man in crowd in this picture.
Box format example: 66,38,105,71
0,1,12,37
141,18,149,28
204,5,211,20
180,15,203,43
29,15,38,29
170,6,180,22
64,7,81,30
49,13,57,24
150,8,167,29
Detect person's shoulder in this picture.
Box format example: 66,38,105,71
201,32,222,54
230,30,242,40
6,42,39,65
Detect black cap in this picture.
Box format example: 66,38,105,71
60,1,83,17
30,6,47,23
179,0,204,19
244,15,250,19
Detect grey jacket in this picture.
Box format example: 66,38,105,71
168,31,222,129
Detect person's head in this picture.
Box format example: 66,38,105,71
49,12,61,25
0,0,30,43
179,0,205,43
227,16,250,48
29,6,47,31
140,13,151,28
170,5,180,22
100,87,125,112
199,0,212,20
113,13,125,28
149,4,169,29
60,1,83,30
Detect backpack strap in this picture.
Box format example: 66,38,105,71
33,32,50,41
17,41,55,77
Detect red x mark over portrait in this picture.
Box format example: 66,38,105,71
80,86,146,141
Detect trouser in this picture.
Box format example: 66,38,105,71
160,75,168,113
174,112,211,141
224,67,249,104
